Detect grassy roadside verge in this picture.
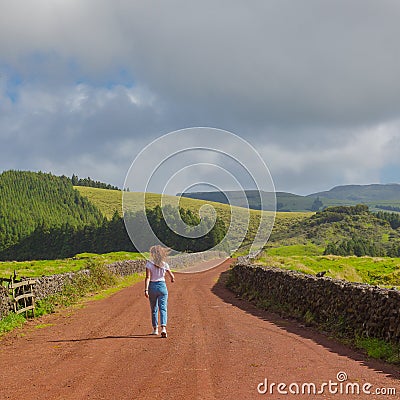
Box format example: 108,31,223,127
0,251,146,278
354,336,400,364
258,245,400,287
0,261,145,338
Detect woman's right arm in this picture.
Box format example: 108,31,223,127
144,267,150,298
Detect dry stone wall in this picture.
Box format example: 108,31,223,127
0,251,227,319
33,251,225,301
228,263,400,344
106,259,146,276
0,285,12,319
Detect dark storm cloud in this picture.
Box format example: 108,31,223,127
1,0,400,192
117,0,400,128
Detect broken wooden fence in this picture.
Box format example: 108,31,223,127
5,273,37,317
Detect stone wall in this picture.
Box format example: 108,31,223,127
33,252,225,301
104,259,146,277
228,263,400,344
0,250,227,317
0,285,12,319
33,260,148,300
33,270,88,300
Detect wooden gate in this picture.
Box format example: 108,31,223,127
8,275,37,317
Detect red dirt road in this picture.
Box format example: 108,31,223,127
0,259,399,399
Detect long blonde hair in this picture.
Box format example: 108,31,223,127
149,245,170,267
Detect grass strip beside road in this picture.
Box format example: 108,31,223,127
0,263,145,338
0,251,145,279
258,245,400,287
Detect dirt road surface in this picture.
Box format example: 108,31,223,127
0,258,399,399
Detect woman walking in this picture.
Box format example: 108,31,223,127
144,245,175,338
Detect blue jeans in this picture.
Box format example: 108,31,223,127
148,281,168,327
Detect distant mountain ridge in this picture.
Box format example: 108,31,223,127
309,183,400,201
179,183,400,212
176,190,276,210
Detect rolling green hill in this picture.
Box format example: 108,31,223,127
0,171,105,253
80,186,264,249
3,170,400,282
267,205,400,257
76,186,311,251
0,171,310,261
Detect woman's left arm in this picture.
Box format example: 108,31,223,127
167,269,175,283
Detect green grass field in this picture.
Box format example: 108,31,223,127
258,245,400,287
76,186,311,220
74,187,123,219
266,243,324,256
75,186,311,247
0,251,145,279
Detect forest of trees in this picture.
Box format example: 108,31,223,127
0,171,226,261
0,170,105,254
0,207,227,261
125,205,227,253
0,211,132,260
70,174,120,190
375,210,400,229
324,236,385,257
375,204,400,213
309,196,324,211
324,236,400,257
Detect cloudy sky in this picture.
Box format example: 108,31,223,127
1,0,400,195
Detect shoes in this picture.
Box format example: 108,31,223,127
151,328,158,335
161,326,167,338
